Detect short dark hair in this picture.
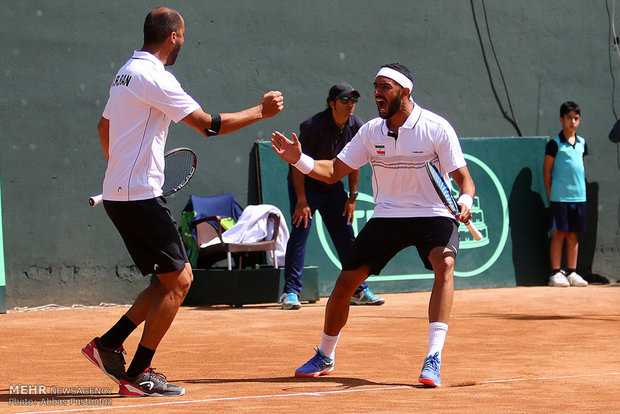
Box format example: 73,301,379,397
379,63,414,92
143,8,183,45
560,101,580,117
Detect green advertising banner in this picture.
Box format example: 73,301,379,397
256,137,549,295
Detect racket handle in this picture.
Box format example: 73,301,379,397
89,194,103,207
464,220,483,241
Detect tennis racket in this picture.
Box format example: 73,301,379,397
89,147,197,206
425,161,483,241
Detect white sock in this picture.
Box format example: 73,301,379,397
427,322,448,357
320,332,340,359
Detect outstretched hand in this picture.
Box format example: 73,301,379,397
271,131,302,164
260,91,284,118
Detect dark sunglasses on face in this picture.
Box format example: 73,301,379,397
338,96,358,104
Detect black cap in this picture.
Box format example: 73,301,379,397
328,82,360,101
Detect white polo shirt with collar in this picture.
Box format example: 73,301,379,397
337,102,466,219
102,50,201,201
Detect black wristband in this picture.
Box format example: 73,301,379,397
205,113,221,136
349,191,358,199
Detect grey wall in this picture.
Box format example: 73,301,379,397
1,1,618,307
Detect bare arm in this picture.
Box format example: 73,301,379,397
181,91,283,137
97,117,110,161
542,154,554,200
271,131,354,183
449,165,475,223
311,158,355,184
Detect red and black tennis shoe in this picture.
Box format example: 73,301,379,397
81,337,126,384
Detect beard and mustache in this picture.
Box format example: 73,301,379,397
376,88,405,119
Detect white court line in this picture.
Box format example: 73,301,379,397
18,386,411,414
478,372,620,384
18,372,620,414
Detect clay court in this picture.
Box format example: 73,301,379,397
1,285,618,413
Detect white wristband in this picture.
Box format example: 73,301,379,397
457,194,473,209
292,153,315,174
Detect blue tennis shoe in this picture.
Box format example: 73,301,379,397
350,287,385,305
280,292,301,310
419,352,441,387
295,347,334,377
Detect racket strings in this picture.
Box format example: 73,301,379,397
162,150,196,194
427,163,460,214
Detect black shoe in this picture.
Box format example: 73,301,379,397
119,367,185,397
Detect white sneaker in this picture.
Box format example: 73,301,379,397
549,271,570,287
566,272,588,287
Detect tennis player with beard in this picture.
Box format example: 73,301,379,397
271,63,475,387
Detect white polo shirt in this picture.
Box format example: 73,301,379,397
337,102,466,218
102,51,200,201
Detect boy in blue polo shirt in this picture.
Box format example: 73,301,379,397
543,101,588,287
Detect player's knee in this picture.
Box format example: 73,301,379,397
430,254,454,280
176,272,192,296
158,267,192,297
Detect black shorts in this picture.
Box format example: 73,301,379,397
342,217,459,273
104,197,189,276
550,201,587,233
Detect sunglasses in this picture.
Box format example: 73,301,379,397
337,96,358,104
